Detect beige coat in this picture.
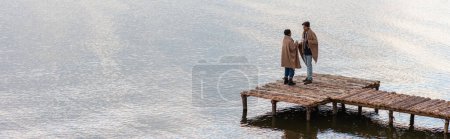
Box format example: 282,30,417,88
281,35,301,69
299,29,319,63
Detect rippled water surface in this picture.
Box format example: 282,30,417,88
1,0,450,138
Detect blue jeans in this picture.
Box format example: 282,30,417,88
304,55,313,80
284,68,295,78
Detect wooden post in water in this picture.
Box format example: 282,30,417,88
445,119,449,134
306,107,311,121
241,94,247,110
241,94,248,119
341,103,346,111
332,102,338,115
271,100,277,116
358,106,362,116
388,110,394,125
409,114,415,126
375,109,379,114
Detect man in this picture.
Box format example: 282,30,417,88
281,29,301,86
299,21,318,85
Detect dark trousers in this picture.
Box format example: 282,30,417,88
284,68,295,78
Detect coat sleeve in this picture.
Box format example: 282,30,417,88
308,32,318,45
289,39,298,52
298,40,303,48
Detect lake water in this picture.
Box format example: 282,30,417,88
1,0,450,138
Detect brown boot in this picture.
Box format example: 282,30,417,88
283,77,288,85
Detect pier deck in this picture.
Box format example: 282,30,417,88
241,74,449,134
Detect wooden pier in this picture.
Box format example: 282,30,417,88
241,74,450,134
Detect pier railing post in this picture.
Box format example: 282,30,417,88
388,110,394,125
332,102,337,115
271,100,277,116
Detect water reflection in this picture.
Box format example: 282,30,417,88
242,106,447,139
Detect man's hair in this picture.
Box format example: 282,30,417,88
302,21,310,27
284,29,291,35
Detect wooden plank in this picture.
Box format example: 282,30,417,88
372,93,403,107
338,89,372,100
437,107,450,118
433,103,450,113
331,88,363,99
384,94,412,106
409,100,437,111
424,101,449,115
397,97,431,110
297,75,372,89
258,87,322,100
352,90,384,101
245,90,328,106
344,90,374,102
411,100,443,112
258,88,328,101
307,74,378,85
261,84,329,100
366,92,397,107
295,82,354,95
346,90,381,104
251,90,320,102
246,90,309,102
360,91,387,101
390,96,422,109
417,100,445,112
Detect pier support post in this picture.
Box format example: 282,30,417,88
241,94,248,119
314,106,319,112
445,119,449,134
272,116,276,128
341,103,346,111
306,107,311,121
409,114,415,126
332,102,338,115
388,110,394,125
241,94,247,110
358,106,362,116
271,100,277,116
374,85,379,114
